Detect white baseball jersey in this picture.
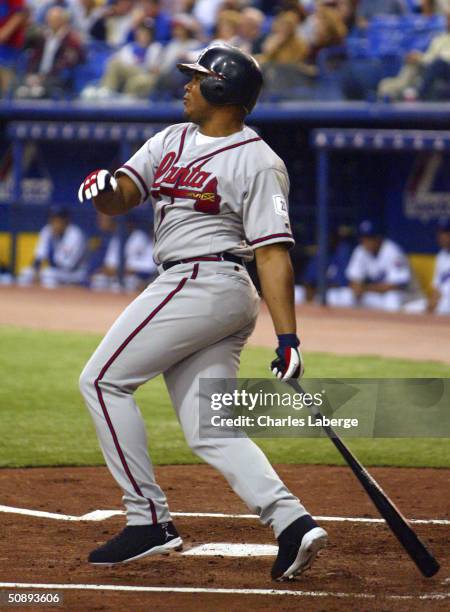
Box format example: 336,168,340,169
104,229,156,275
116,122,294,264
433,249,450,295
34,223,87,271
346,239,412,287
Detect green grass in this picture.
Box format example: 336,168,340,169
0,326,448,468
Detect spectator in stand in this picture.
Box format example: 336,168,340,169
260,11,309,65
0,0,28,97
237,7,266,55
422,0,450,15
104,0,135,47
336,0,357,30
259,10,316,93
299,1,347,60
191,0,225,33
17,206,87,289
88,213,157,292
356,0,408,29
151,13,202,95
428,218,450,315
82,20,163,99
67,0,108,43
416,11,450,99
378,12,450,100
337,220,420,311
130,0,172,44
211,9,242,47
15,5,85,99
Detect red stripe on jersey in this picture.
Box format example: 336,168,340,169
248,233,293,246
174,126,188,165
93,276,188,524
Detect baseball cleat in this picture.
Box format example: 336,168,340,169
271,515,328,581
88,522,183,565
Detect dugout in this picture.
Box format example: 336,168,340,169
0,101,449,288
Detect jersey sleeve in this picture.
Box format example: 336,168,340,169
115,130,166,204
242,167,294,249
345,246,366,282
54,227,86,271
33,226,52,264
384,247,411,285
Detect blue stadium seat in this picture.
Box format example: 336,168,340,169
73,42,115,96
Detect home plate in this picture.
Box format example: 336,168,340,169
182,543,277,557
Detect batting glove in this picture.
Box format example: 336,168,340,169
271,334,304,380
78,169,117,203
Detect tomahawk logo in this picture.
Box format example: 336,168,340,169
404,153,450,221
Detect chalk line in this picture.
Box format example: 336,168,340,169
0,583,448,601
0,504,448,525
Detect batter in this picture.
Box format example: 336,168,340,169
78,44,327,581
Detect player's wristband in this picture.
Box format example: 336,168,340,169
277,334,300,349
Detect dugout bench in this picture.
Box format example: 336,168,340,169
312,128,450,304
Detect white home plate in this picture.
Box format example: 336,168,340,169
182,543,277,557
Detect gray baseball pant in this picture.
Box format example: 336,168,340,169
79,261,307,537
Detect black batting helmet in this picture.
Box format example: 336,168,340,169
177,44,263,114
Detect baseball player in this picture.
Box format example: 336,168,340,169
428,218,450,315
330,220,417,311
89,213,156,292
78,43,327,581
17,205,87,288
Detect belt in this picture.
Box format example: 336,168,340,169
161,252,244,271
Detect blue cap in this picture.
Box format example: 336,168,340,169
48,205,69,219
358,219,382,237
437,218,450,232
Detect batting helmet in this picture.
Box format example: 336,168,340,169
177,44,263,114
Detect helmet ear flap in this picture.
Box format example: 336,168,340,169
200,76,226,105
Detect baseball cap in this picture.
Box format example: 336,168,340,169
358,219,382,237
48,205,69,219
437,218,450,232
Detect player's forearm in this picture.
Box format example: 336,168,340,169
255,245,297,335
93,189,130,216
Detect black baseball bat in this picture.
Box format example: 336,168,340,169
287,379,440,578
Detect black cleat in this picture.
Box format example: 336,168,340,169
271,515,328,581
88,522,183,566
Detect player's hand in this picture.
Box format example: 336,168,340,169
78,169,117,203
270,334,304,380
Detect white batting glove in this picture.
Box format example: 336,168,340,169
78,169,118,203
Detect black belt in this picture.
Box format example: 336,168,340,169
161,252,244,271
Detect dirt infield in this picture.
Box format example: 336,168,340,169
0,465,449,611
1,285,450,363
1,286,449,609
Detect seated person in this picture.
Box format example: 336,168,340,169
335,220,417,311
18,206,87,288
82,20,162,99
14,6,85,99
428,218,450,315
378,13,450,101
89,213,156,292
298,226,354,303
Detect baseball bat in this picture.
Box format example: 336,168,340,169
287,379,440,578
